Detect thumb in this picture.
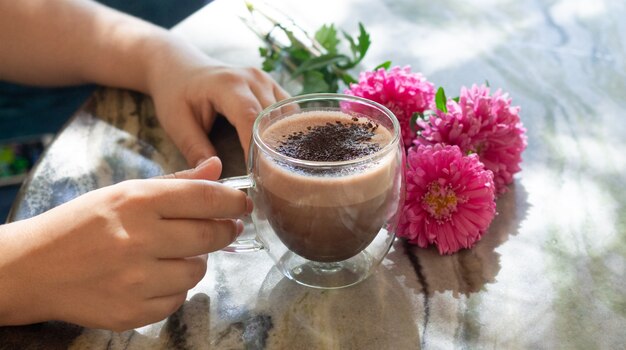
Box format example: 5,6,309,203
178,135,218,169
166,105,218,167
157,156,223,181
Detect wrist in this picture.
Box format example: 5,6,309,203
130,28,176,94
0,220,53,325
143,32,216,97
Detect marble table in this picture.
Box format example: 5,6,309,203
3,0,626,348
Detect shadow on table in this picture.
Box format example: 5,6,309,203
388,180,530,297
215,264,421,349
0,294,213,350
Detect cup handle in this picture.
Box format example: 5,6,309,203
218,175,264,253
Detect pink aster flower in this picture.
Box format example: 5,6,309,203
397,144,496,255
344,66,435,147
415,84,527,194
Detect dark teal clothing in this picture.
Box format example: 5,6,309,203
0,84,95,140
0,0,207,140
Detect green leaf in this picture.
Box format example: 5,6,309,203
282,27,310,53
291,53,350,78
341,73,357,85
343,31,358,60
435,87,448,113
485,79,490,87
337,23,370,70
356,22,371,60
285,46,311,64
259,47,279,72
254,21,373,94
409,112,420,131
410,110,437,131
261,58,274,72
301,70,330,94
327,78,340,94
374,61,392,70
315,24,340,54
451,96,460,103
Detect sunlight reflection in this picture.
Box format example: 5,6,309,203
523,165,619,254
552,0,606,21
553,134,626,173
407,0,609,73
412,24,508,72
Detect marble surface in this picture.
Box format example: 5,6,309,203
3,0,626,348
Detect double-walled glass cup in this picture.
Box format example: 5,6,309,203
221,93,405,289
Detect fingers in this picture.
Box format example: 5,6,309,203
249,79,279,110
120,292,187,331
158,156,222,181
163,104,218,167
217,68,291,159
143,179,251,219
149,218,243,258
250,69,290,105
143,256,208,297
273,81,291,102
220,86,262,158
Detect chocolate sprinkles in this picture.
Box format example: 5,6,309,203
275,120,381,161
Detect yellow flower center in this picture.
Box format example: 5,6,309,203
422,182,458,222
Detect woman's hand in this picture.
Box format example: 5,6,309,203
0,157,250,331
0,0,290,167
146,39,290,167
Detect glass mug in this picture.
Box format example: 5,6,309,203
220,93,405,289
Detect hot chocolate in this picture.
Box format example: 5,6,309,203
255,111,398,262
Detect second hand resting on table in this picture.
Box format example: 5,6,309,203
0,0,289,331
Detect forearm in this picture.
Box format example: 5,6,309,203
0,0,200,93
0,219,52,325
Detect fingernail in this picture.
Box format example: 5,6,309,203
196,156,218,169
246,197,253,214
236,219,245,236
